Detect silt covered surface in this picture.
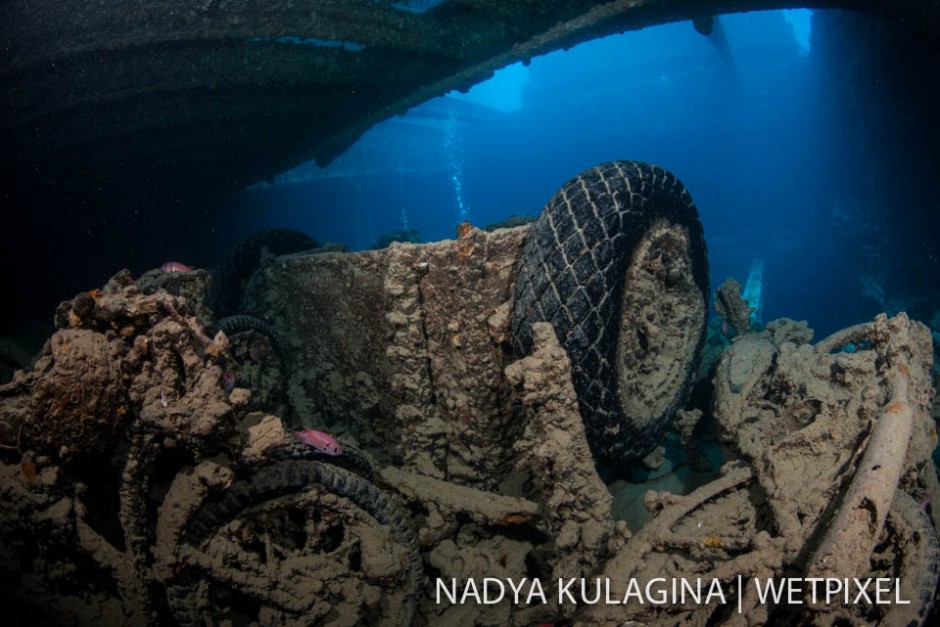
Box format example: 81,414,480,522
0,225,937,625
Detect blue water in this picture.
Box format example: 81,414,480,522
226,9,938,340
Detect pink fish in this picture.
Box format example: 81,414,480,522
294,427,343,456
222,370,236,393
161,261,193,273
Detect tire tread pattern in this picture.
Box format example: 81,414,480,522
511,161,708,461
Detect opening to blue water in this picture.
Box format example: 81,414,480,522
233,9,930,339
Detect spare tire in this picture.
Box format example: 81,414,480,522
511,161,709,462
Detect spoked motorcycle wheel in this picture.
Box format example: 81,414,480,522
166,460,421,627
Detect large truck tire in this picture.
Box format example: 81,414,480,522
512,161,709,462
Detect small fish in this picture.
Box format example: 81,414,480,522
248,339,269,363
222,370,236,393
294,427,343,456
161,261,194,273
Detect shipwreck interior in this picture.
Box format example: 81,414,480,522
1,1,939,337
2,2,940,626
